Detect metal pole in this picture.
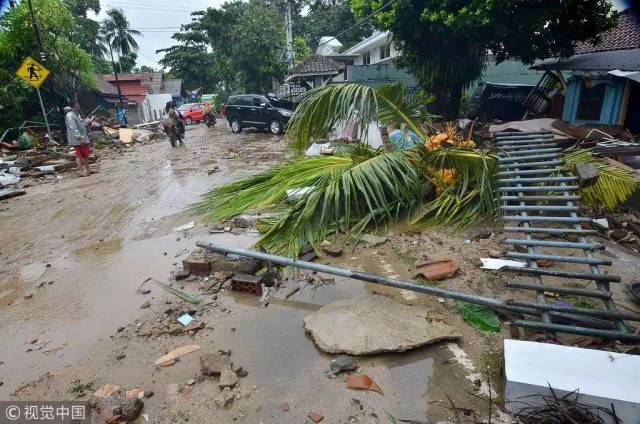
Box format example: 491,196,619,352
197,242,527,313
35,87,53,143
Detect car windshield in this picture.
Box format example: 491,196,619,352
178,104,190,111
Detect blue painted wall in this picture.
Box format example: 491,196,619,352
562,74,626,125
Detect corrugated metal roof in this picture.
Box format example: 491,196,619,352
101,73,152,82
532,48,640,72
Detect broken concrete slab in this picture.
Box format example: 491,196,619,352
218,366,238,389
183,249,259,274
214,387,234,408
304,295,461,354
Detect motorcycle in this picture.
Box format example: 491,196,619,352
205,111,216,128
164,114,186,147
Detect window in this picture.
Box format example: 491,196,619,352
238,96,252,106
253,97,264,106
576,81,606,121
380,44,391,60
362,51,371,65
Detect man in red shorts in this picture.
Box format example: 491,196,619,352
64,103,92,176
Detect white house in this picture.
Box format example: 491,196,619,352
341,31,399,65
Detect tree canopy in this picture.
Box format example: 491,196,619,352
350,0,619,119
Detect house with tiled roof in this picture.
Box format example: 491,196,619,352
532,10,640,131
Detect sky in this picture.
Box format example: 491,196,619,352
91,0,226,68
93,0,632,68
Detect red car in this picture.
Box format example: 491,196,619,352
177,103,205,124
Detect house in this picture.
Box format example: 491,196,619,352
532,10,640,132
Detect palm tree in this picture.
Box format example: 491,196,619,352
100,8,142,108
191,83,637,257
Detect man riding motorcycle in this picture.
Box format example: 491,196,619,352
203,101,216,127
162,101,185,146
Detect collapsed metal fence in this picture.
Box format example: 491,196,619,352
495,130,639,342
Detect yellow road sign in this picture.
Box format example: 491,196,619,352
16,56,50,89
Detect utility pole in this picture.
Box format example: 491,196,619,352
285,0,294,69
27,0,53,142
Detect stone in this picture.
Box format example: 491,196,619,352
574,162,599,188
116,326,125,333
140,289,151,295
208,252,259,274
175,269,191,281
120,398,144,422
304,295,461,354
139,301,151,309
200,352,232,376
214,387,234,408
329,355,357,375
322,245,343,257
628,222,640,237
218,366,239,389
610,229,629,242
144,390,154,398
299,251,318,262
488,249,503,258
233,217,249,228
359,234,388,247
131,129,153,143
23,292,34,299
308,411,324,423
471,230,492,241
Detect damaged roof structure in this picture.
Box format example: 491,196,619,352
532,10,640,132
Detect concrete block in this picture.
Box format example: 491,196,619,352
574,162,599,188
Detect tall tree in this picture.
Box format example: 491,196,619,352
0,0,94,131
350,0,619,119
298,0,373,51
100,8,142,106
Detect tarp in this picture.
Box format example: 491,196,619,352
608,69,640,83
489,118,570,140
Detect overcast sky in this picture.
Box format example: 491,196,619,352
91,0,632,69
91,0,226,68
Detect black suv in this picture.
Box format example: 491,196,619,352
225,94,293,134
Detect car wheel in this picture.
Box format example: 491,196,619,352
230,119,242,133
185,117,192,125
269,119,282,134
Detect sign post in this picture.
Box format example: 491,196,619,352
16,56,54,143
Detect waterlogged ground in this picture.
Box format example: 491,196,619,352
1,124,638,423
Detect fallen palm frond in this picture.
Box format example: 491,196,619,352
562,149,637,210
286,82,430,154
192,147,423,257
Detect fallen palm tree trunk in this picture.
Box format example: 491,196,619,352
196,241,640,342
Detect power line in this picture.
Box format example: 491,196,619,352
316,0,398,49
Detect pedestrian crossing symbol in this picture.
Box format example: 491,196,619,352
16,56,50,88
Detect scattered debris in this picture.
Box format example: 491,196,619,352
574,162,600,188
628,282,640,305
414,259,458,280
144,278,200,304
308,410,325,423
470,230,492,241
286,186,314,202
535,259,554,267
175,269,191,281
207,165,221,175
233,216,249,228
154,344,201,367
214,387,234,408
592,218,609,230
218,366,239,389
93,384,120,399
322,244,343,257
304,295,460,354
126,388,145,399
177,314,194,326
359,233,389,247
280,402,290,412
329,355,357,375
119,398,144,422
173,221,195,232
0,188,26,200
200,352,232,376
480,258,526,270
346,374,383,395
139,300,151,309
231,274,263,296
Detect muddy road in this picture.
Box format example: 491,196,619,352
2,124,638,423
